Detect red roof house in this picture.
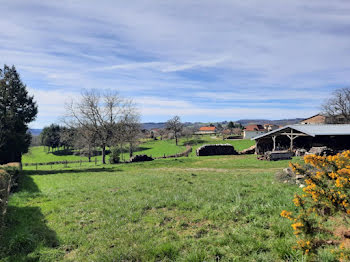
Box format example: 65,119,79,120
244,124,265,131
199,126,216,132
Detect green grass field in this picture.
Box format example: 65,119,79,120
22,136,254,164
1,139,337,261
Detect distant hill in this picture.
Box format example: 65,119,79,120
29,129,42,136
237,118,303,126
32,118,303,133
142,123,166,130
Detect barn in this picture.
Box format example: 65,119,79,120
252,124,350,154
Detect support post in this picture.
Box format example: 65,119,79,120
272,136,276,151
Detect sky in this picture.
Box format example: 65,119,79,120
1,0,350,128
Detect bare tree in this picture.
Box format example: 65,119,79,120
182,127,194,141
64,89,138,164
322,88,350,123
232,128,242,136
118,109,141,158
158,128,167,140
74,127,97,162
166,116,183,146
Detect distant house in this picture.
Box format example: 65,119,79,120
300,114,327,125
300,114,347,125
243,124,266,139
263,124,279,132
195,126,216,135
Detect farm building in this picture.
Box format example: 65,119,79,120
300,113,347,124
252,124,350,154
243,124,266,139
195,126,216,135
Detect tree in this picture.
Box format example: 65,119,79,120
118,110,141,158
64,89,138,164
182,127,194,141
73,126,97,162
227,121,235,130
40,124,61,151
60,127,75,150
158,128,167,140
0,65,37,164
322,88,350,123
166,116,183,146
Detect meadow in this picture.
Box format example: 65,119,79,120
22,135,254,164
1,138,337,261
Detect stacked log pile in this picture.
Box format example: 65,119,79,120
129,155,154,162
196,144,237,156
258,150,293,161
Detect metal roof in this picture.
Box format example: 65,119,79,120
252,124,350,140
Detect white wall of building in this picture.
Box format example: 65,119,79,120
243,130,266,139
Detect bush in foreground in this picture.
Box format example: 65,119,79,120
281,151,350,260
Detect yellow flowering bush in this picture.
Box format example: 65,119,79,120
281,150,350,259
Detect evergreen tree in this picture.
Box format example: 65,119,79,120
40,124,61,151
0,65,37,164
227,121,235,129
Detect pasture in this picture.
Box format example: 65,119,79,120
22,136,254,164
1,138,336,261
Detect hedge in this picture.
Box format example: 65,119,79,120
0,163,21,232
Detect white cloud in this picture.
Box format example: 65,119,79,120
2,0,350,126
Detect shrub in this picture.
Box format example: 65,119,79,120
281,151,350,259
109,147,121,164
0,164,20,232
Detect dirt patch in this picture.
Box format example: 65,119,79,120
334,226,350,249
143,207,221,238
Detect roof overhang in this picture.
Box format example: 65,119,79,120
251,125,314,140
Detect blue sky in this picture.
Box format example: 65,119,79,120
1,0,350,128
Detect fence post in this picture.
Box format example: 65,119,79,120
95,158,97,166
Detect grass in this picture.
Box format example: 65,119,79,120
22,136,254,164
3,138,338,261
22,146,83,163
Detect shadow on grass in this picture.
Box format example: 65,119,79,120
23,167,122,176
0,175,60,260
183,139,205,146
135,146,151,152
52,149,74,156
52,149,111,156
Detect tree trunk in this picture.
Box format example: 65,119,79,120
175,134,178,146
102,145,106,164
88,144,91,162
129,142,133,158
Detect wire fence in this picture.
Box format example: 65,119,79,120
23,146,193,170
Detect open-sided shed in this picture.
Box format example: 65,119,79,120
252,124,350,154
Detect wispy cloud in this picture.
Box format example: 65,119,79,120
1,0,350,127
